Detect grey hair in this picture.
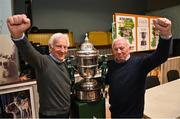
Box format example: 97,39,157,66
112,37,130,48
48,33,70,48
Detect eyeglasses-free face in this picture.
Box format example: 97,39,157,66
50,39,68,61
112,39,130,63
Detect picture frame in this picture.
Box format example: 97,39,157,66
137,16,150,51
149,17,160,50
113,13,162,52
0,82,36,118
114,13,137,52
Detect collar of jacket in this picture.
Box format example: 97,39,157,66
49,53,65,64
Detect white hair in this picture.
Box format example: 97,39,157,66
48,33,70,48
112,37,130,48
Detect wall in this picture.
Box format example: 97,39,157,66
0,0,12,34
146,5,180,39
14,0,147,44
146,5,180,55
12,0,180,55
147,0,180,12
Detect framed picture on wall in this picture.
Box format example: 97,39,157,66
149,17,160,50
137,16,150,51
114,13,137,52
0,85,36,118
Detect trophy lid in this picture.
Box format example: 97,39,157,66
80,33,94,51
76,33,98,57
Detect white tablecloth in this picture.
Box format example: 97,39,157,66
144,79,180,118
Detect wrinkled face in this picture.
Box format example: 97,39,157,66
112,39,130,63
50,39,68,61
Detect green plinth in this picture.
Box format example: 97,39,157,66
71,97,105,118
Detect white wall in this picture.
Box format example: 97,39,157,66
0,0,12,34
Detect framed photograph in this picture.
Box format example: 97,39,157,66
0,85,36,118
137,16,150,51
149,17,160,50
114,13,137,52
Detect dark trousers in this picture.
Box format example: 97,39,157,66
39,112,69,118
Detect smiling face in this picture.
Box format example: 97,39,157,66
48,33,69,61
112,37,130,63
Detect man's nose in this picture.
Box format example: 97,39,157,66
117,49,122,53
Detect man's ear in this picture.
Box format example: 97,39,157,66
49,46,52,53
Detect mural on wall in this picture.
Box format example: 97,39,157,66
0,35,19,85
0,0,20,85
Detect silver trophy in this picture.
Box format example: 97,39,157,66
74,34,103,102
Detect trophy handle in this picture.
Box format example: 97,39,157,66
99,55,108,93
66,55,77,94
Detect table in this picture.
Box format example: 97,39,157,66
144,79,180,118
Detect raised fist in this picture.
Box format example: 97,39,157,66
153,18,172,39
6,14,31,39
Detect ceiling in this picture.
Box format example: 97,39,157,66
147,0,180,12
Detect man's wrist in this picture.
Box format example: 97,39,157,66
160,34,172,40
12,33,25,41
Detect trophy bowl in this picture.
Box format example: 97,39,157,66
76,51,98,79
75,79,102,102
